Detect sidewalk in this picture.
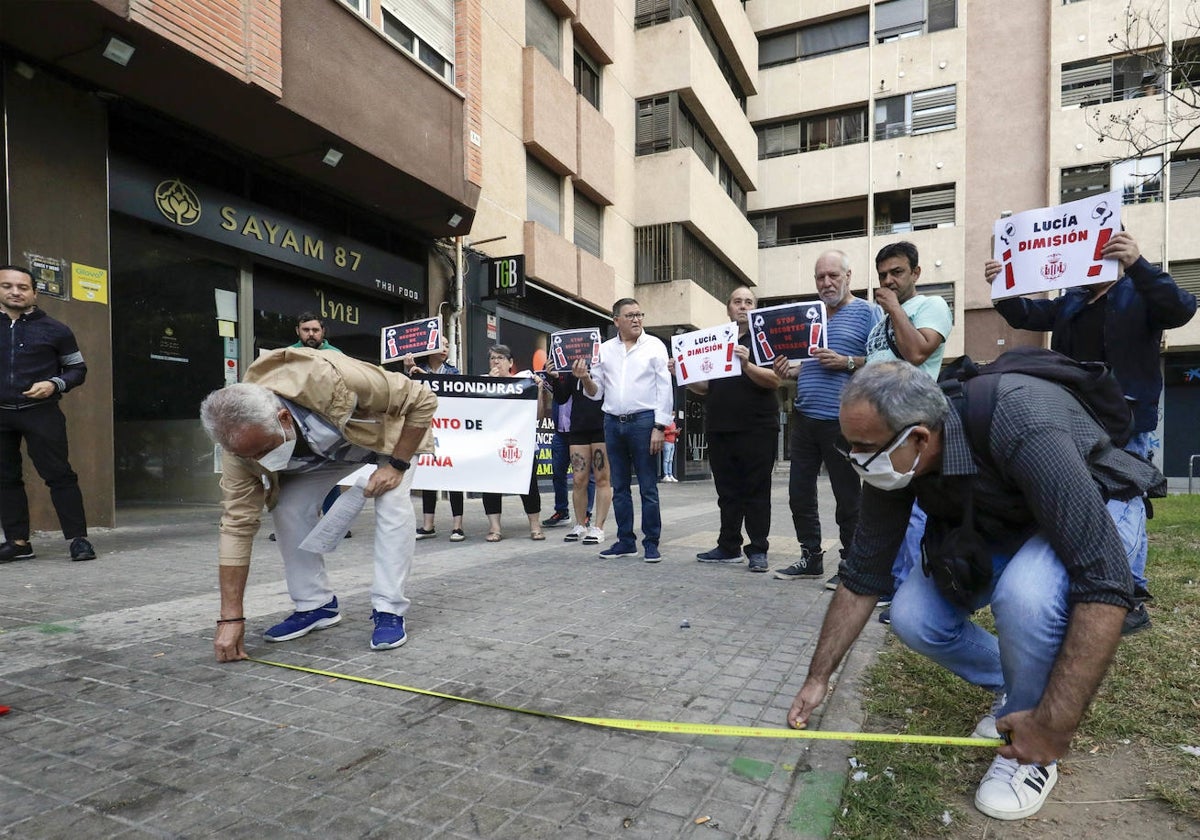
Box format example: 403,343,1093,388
0,471,886,839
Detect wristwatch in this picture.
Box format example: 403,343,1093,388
653,423,666,432
845,356,857,372
387,456,411,471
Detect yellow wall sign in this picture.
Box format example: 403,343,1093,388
71,263,109,304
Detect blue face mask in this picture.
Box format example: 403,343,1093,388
846,425,920,491
256,419,296,472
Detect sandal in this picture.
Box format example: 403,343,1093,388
486,532,503,542
530,531,546,541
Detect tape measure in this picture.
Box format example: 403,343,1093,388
250,658,1003,748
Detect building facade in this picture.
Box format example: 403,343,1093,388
1,0,481,523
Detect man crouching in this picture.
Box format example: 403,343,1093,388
788,361,1163,820
200,347,436,661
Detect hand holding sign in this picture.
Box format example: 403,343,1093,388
382,317,443,364
548,328,602,372
747,301,828,366
670,323,741,386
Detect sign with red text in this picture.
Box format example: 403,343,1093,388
409,374,538,494
670,322,742,386
991,190,1122,301
547,328,602,372
748,301,827,366
381,316,443,365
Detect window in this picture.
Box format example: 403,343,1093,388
874,184,955,233
527,156,561,233
634,223,741,302
759,13,869,68
918,282,955,321
574,50,601,110
1168,260,1200,296
756,106,868,158
1060,158,1163,205
875,0,956,42
750,198,870,247
1170,153,1200,200
526,0,561,68
340,0,369,14
635,94,749,211
381,1,455,82
574,193,603,257
874,85,956,139
1061,52,1161,107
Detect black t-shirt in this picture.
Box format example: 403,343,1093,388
1064,295,1107,364
704,333,780,432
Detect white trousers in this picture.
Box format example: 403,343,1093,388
271,462,415,615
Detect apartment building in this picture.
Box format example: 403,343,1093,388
746,0,1200,475
0,0,480,521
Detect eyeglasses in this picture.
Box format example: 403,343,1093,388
835,424,917,472
620,312,646,320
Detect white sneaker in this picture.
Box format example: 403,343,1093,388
972,692,1007,740
582,526,604,545
563,524,586,543
974,755,1057,821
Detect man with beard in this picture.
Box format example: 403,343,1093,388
771,251,880,581
291,313,340,352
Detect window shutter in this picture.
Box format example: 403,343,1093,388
382,0,454,64
527,157,561,234
1169,260,1200,296
911,85,956,133
526,0,561,68
910,186,955,227
1170,157,1200,199
875,0,924,40
1061,60,1114,106
759,30,801,67
927,0,956,33
574,194,602,257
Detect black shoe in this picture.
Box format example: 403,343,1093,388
824,573,841,591
1121,602,1151,636
1133,584,1153,603
541,511,570,528
747,553,769,573
69,537,96,562
878,608,892,625
772,549,824,580
0,541,36,563
696,547,742,563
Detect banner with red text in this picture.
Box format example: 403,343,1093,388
991,190,1122,301
409,374,538,494
670,322,742,386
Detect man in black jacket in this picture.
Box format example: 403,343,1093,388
0,265,95,563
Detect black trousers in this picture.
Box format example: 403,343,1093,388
482,472,541,516
422,490,464,517
0,402,87,541
787,412,861,559
707,429,777,556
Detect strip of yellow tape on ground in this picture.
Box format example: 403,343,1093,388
250,658,1003,748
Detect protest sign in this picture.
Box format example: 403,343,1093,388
409,374,539,494
381,317,443,365
991,190,1122,301
547,328,602,372
747,301,827,366
670,322,742,386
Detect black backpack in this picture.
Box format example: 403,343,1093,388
938,346,1134,455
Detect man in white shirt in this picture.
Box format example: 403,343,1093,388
577,298,673,562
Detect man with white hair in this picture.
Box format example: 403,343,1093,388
200,348,436,661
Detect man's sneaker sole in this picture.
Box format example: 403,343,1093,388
599,548,638,559
370,634,408,650
263,613,342,642
772,568,823,580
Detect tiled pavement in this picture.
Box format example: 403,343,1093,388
0,472,885,839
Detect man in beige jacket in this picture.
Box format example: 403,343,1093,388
200,347,437,661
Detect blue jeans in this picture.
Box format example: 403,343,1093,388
889,497,1142,717
1123,431,1153,590
604,411,661,550
662,441,677,478
890,503,927,593
551,432,571,514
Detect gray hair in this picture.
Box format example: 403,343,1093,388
200,383,282,448
816,249,851,275
841,361,949,432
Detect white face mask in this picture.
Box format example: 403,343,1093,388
256,419,296,472
847,425,920,491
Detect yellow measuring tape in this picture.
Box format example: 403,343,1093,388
251,658,1003,748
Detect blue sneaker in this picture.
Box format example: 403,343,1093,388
643,544,662,563
370,610,407,650
598,542,638,559
264,597,341,642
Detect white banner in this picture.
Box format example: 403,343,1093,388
991,190,1122,301
670,322,742,386
410,375,539,494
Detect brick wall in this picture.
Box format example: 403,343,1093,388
456,0,483,187
129,0,283,97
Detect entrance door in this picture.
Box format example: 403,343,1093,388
111,219,239,504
